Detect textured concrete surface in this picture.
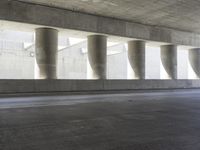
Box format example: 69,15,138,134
35,28,58,79
87,35,107,79
0,80,200,94
128,40,146,79
1,0,200,47
1,90,200,150
16,0,200,34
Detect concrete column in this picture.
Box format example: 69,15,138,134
160,45,177,79
87,35,107,79
189,48,200,78
128,40,145,79
35,28,58,79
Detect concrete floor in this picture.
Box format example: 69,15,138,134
1,90,200,150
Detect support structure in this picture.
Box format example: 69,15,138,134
189,48,200,79
128,40,146,79
35,28,58,79
160,45,177,79
87,35,107,79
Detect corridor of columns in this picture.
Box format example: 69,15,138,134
1,0,200,149
0,24,197,80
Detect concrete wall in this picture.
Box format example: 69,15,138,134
178,49,188,79
108,52,127,79
0,54,34,79
0,80,199,94
146,46,160,79
58,42,87,79
0,40,35,79
107,44,127,79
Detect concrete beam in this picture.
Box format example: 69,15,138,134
1,0,200,47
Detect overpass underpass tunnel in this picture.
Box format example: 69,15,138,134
0,28,196,79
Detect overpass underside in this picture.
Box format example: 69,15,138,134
0,1,200,93
1,1,200,150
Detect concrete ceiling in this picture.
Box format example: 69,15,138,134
15,0,200,33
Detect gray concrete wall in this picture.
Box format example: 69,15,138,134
146,46,160,79
1,0,200,47
178,49,188,79
0,40,35,79
107,44,127,79
58,42,87,79
108,52,127,79
0,54,34,79
0,80,199,94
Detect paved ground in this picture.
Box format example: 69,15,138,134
0,90,200,150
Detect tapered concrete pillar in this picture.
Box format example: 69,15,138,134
128,40,145,79
160,45,177,79
35,28,58,79
189,48,200,78
87,35,107,79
